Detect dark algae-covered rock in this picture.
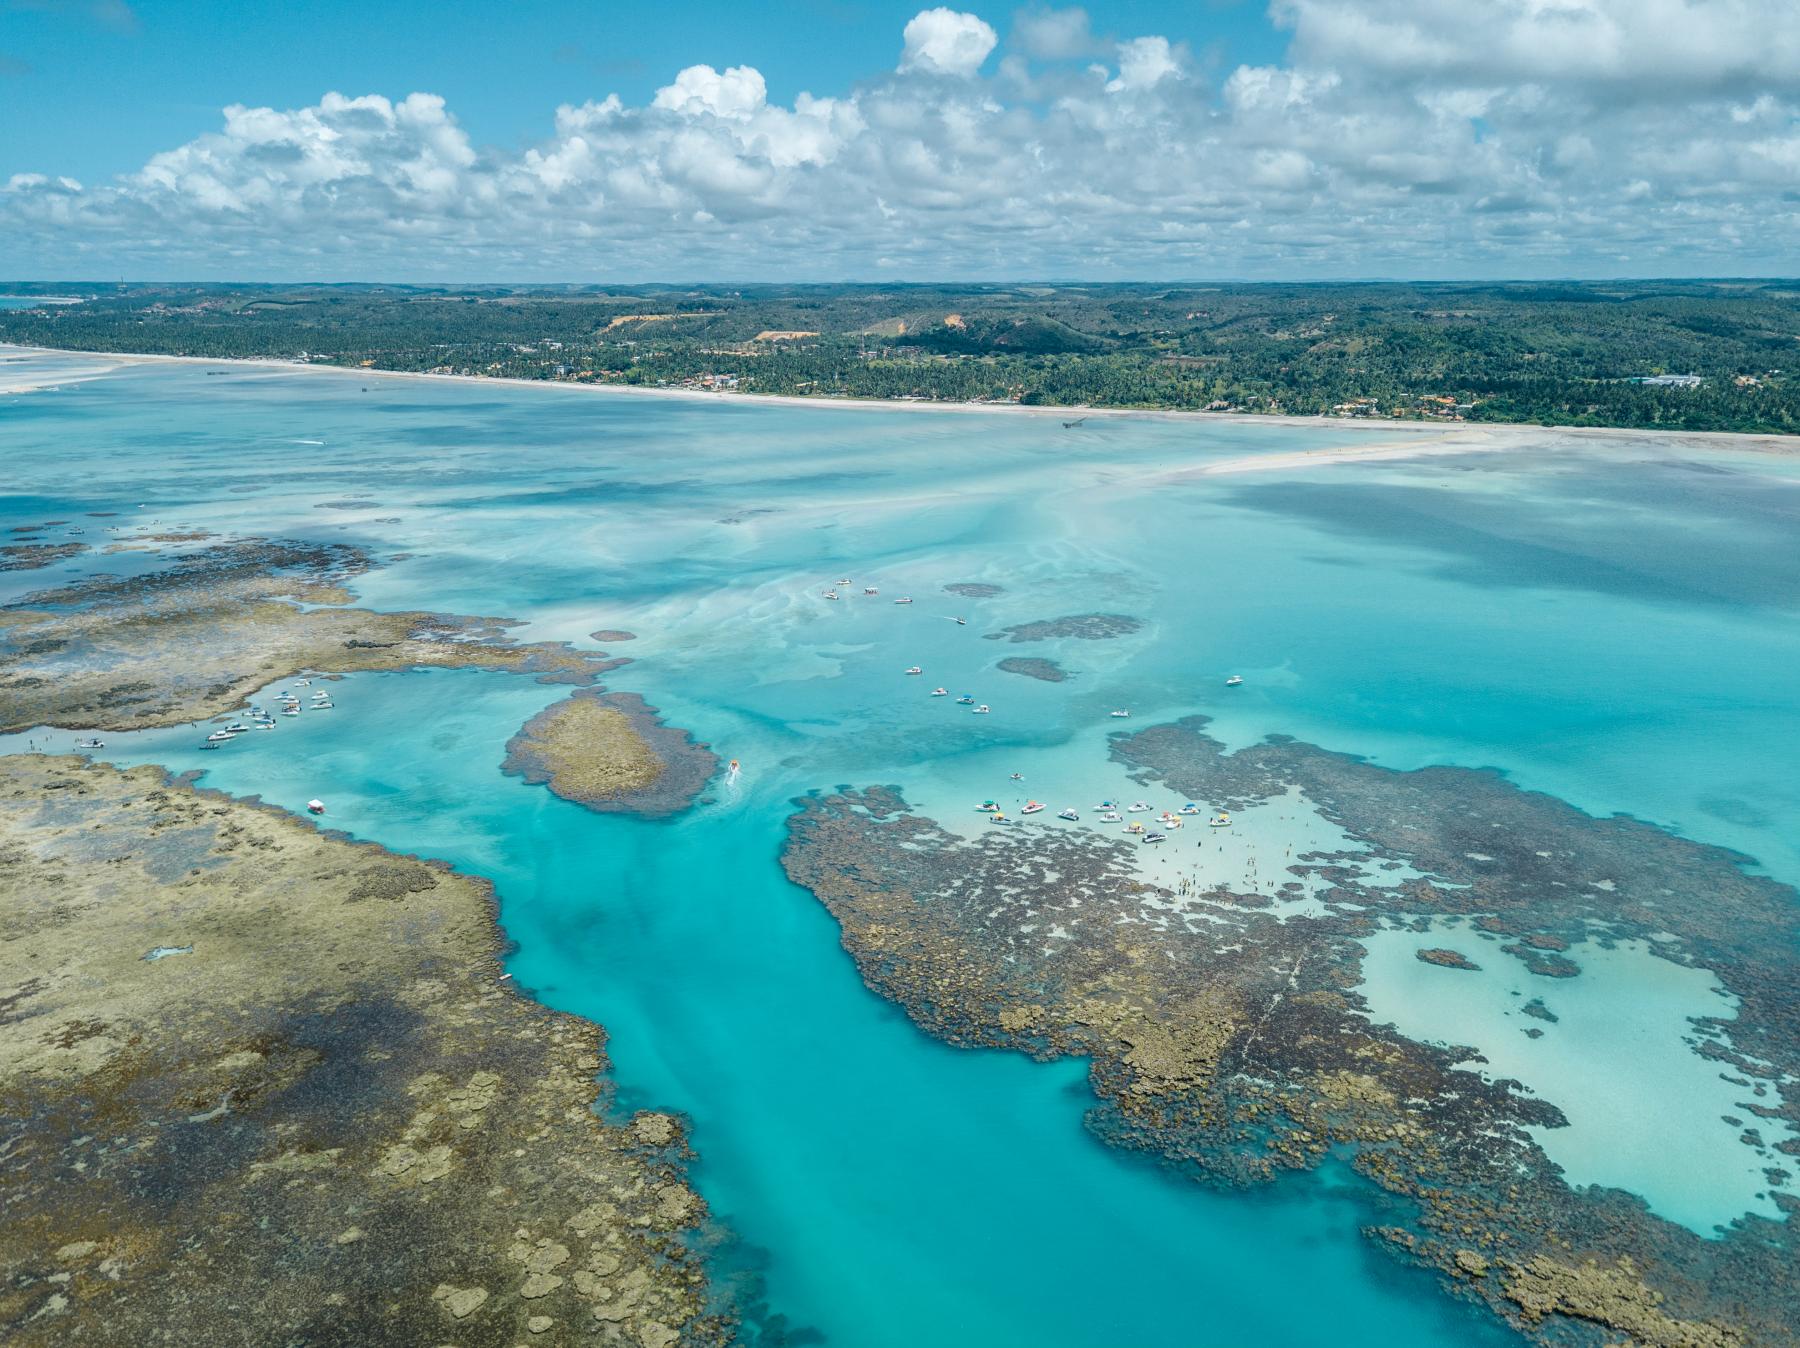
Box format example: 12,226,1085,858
0,754,737,1348
983,612,1142,643
1417,947,1480,970
996,656,1070,682
779,715,1799,1348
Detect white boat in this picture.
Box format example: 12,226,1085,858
1143,832,1167,844
1178,804,1201,816
1021,801,1045,815
1109,710,1130,718
281,708,300,717
1210,813,1232,828
1099,811,1122,823
75,737,104,749
295,679,311,687
311,701,334,710
1165,818,1182,830
1057,808,1079,821
930,687,949,697
894,597,913,605
1226,675,1243,687
225,723,249,733
1127,801,1150,813
837,578,851,587
1093,799,1116,810
254,722,276,731
989,813,1011,825
205,730,235,742
972,704,990,714
822,590,840,600
1125,821,1145,834
955,694,975,705
864,587,879,596
306,799,326,815
905,666,923,675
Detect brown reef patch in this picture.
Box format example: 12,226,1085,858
778,713,1800,1346
0,754,736,1347
0,538,621,733
501,689,717,820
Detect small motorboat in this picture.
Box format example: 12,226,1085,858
1143,831,1167,844
1165,818,1182,830
1178,804,1201,816
1158,811,1178,823
864,587,879,596
1057,808,1079,821
1094,799,1116,810
1125,821,1145,834
1209,812,1232,828
1099,811,1123,823
1226,675,1243,687
254,721,276,731
75,737,104,749
225,722,249,733
729,759,740,771
205,730,235,742
306,799,326,815
972,704,990,714
905,666,923,675
311,701,334,710
931,687,949,697
1127,802,1151,813
895,597,913,605
989,813,1011,825
978,800,1000,813
955,694,975,705
295,679,311,687
954,617,967,626
1021,801,1045,815
822,590,840,600
837,578,851,586
1110,710,1130,718
281,708,300,717
1009,772,1023,781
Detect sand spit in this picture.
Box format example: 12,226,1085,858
501,689,718,820
0,754,736,1347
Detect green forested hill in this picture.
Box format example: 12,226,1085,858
3,279,1795,433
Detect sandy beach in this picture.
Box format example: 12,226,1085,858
4,343,1795,465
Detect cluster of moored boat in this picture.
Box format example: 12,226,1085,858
977,796,1232,840
201,679,334,748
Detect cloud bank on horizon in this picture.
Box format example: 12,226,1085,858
5,1,1798,280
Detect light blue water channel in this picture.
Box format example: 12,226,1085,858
6,350,1799,1343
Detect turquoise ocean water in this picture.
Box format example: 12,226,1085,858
5,351,1798,1344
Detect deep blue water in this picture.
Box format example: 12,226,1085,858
5,351,1798,1344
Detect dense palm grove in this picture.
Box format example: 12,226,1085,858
4,280,1796,433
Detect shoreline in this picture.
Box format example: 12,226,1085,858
5,342,1796,458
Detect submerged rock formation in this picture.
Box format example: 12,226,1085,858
996,656,1070,683
983,612,1141,643
502,689,717,820
0,754,736,1347
780,715,1800,1347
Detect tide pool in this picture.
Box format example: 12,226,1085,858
5,349,1799,1343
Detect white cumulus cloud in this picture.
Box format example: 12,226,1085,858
900,8,999,77
1,2,1796,279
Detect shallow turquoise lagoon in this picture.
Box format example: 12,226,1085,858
6,351,1799,1343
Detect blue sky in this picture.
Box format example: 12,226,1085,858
2,1,1796,280
3,2,1284,182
